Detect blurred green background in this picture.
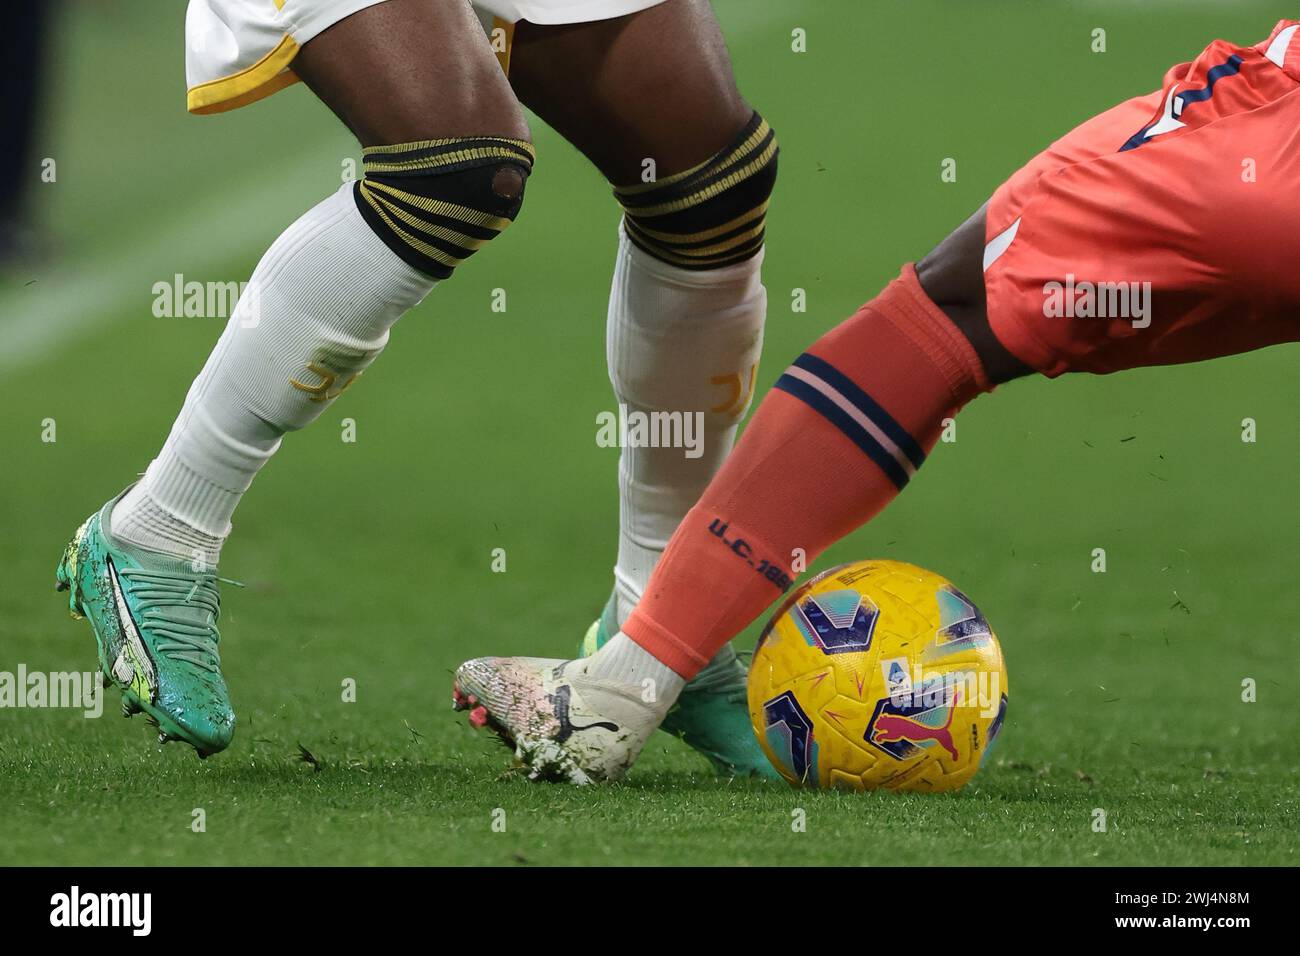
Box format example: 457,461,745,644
0,0,1296,865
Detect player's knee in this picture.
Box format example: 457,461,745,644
615,111,777,270
917,207,1032,385
917,205,988,307
354,135,535,279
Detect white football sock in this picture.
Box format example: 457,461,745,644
583,630,685,718
606,223,767,627
112,184,436,565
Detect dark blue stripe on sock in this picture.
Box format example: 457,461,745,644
774,374,910,490
791,353,926,470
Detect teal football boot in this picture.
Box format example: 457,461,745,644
581,594,778,780
55,493,235,756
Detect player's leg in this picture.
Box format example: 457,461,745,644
454,20,1300,782
120,1,530,565
56,0,532,755
504,1,778,776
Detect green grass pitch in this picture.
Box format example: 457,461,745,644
1,0,1297,866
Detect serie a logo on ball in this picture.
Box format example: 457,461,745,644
747,560,1008,792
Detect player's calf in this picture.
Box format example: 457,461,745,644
586,116,779,777
113,135,533,562
600,109,778,614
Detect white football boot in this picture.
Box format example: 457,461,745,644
452,656,658,784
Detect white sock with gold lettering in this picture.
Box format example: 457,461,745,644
112,184,436,564
605,225,767,626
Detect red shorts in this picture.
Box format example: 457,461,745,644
984,20,1300,377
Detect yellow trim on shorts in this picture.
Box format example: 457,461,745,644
492,17,514,75
188,10,510,114
187,34,301,115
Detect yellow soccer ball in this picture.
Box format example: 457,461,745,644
748,560,1008,792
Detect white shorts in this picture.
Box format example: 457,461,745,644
185,0,667,114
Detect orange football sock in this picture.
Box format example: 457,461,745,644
622,264,993,678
